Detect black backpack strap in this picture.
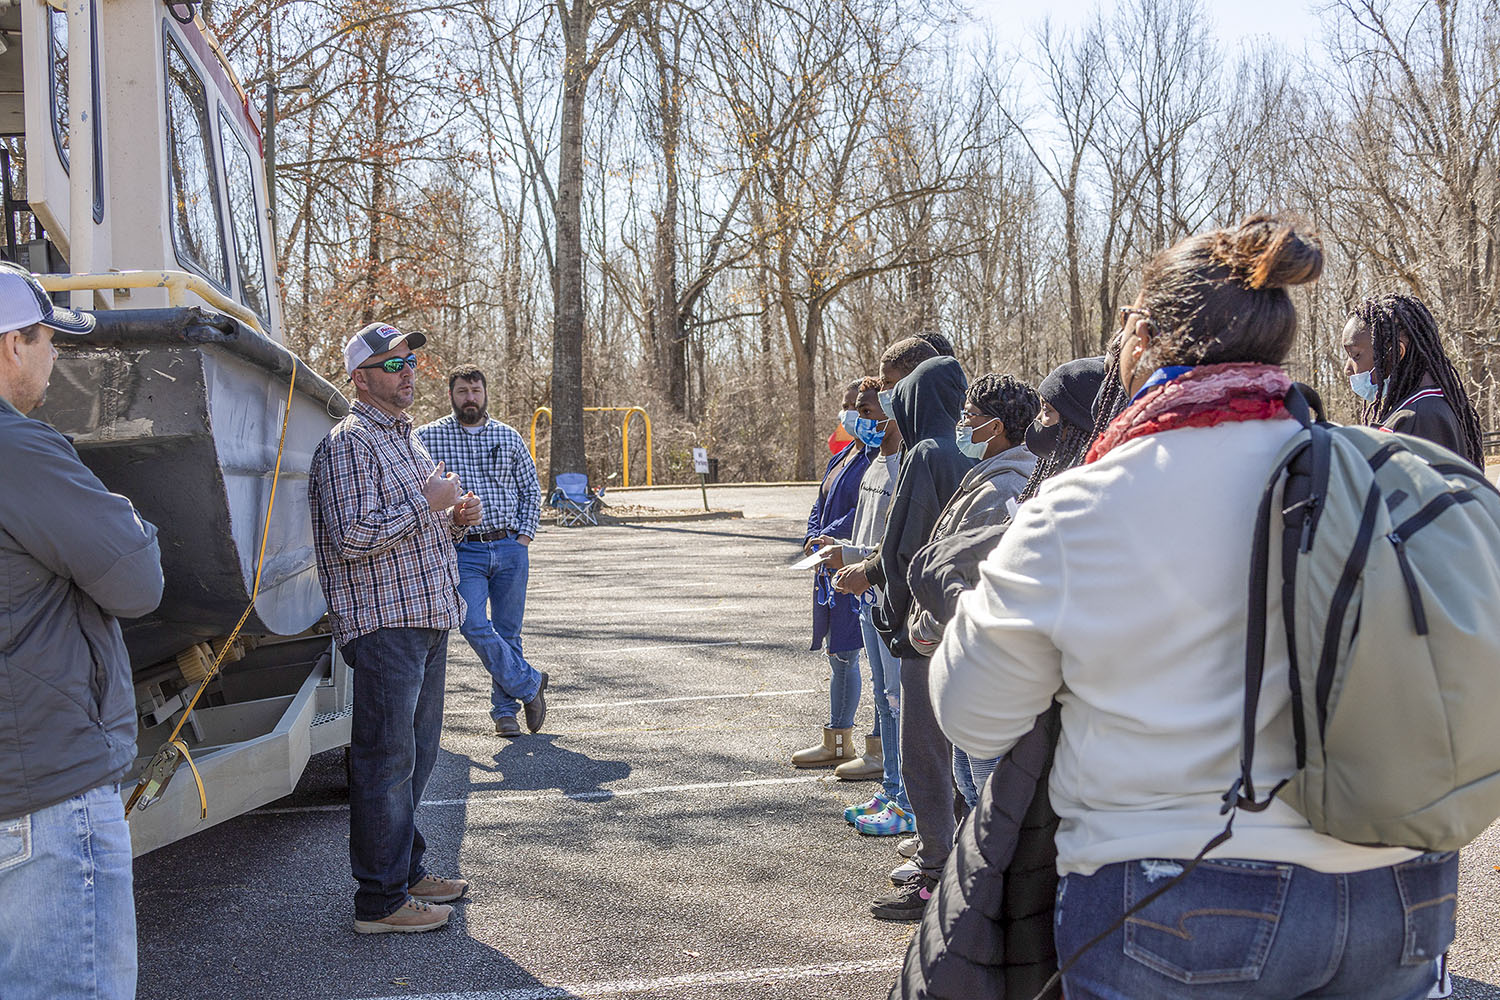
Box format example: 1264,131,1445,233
1238,438,1308,807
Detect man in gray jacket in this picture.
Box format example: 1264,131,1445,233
0,267,164,1000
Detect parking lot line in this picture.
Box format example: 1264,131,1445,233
543,639,765,655
447,688,815,714
351,957,903,1000
254,775,827,815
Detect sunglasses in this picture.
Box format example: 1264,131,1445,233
1118,306,1157,338
358,353,418,373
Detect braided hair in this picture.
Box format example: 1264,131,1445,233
1350,294,1483,466
967,373,1040,448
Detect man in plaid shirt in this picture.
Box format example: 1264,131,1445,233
309,323,482,935
417,365,548,739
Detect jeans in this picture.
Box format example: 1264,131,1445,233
859,607,909,812
343,627,448,921
457,538,542,721
1055,852,1458,999
0,783,136,999
826,647,862,729
952,746,999,810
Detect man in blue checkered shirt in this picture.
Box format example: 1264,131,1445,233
416,365,548,738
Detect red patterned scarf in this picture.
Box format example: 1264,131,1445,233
1087,363,1292,463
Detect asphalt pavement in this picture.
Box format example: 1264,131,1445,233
133,491,1500,1000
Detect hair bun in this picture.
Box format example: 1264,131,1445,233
1211,215,1324,290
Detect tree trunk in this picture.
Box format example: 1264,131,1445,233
549,1,590,482
361,31,393,326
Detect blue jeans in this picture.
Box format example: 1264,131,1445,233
0,783,136,999
457,538,542,721
1056,852,1457,999
859,606,909,812
952,747,999,809
827,647,862,729
343,627,448,921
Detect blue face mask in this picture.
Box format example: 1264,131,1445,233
855,417,886,448
1349,369,1381,402
838,409,859,437
878,389,896,419
956,418,996,459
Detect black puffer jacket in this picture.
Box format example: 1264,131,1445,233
891,703,1063,1000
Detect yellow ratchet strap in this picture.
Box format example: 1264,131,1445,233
125,365,297,819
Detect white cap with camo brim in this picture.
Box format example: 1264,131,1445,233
0,265,94,336
343,321,428,377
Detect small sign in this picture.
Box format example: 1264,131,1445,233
692,448,710,474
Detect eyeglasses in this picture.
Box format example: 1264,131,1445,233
1118,306,1156,338
358,353,418,373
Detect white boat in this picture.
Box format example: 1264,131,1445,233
13,0,353,854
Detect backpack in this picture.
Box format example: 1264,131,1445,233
1232,388,1500,851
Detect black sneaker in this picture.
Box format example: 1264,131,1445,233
870,874,935,922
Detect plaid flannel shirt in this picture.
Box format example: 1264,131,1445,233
309,400,465,646
415,415,540,539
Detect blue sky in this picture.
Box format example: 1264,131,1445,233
970,0,1326,56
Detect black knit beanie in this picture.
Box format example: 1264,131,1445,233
1037,356,1107,433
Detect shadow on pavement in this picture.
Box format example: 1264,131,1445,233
467,736,633,798
1456,975,1500,999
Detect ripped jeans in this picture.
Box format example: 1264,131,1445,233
858,605,909,813
1055,853,1456,999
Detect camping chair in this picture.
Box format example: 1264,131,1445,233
547,472,605,527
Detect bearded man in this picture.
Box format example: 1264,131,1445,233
416,365,548,740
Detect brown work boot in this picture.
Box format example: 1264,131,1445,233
352,896,452,934
495,716,522,738
409,874,469,903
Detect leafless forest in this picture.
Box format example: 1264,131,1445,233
212,0,1500,483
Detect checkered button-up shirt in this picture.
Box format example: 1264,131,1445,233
309,400,465,646
415,415,541,539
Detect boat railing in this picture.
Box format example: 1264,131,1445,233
37,269,269,338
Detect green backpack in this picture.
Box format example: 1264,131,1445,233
1231,389,1500,850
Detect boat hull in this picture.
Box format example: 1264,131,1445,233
32,307,348,670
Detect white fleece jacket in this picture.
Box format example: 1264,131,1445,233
931,419,1417,877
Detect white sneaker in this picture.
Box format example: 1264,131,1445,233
1428,953,1452,999
897,836,920,859
890,858,923,886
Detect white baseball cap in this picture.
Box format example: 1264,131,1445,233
343,322,427,376
0,264,94,336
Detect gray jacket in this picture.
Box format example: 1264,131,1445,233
0,396,163,821
908,443,1036,652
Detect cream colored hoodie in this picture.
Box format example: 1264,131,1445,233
931,419,1417,877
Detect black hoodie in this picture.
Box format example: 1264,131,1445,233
872,355,973,657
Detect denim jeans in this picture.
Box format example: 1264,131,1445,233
1055,852,1458,999
0,783,135,999
456,538,542,721
826,647,862,729
859,607,909,812
952,746,999,810
343,627,448,921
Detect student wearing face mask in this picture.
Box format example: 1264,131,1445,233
1342,293,1483,467
810,378,907,801
794,378,875,770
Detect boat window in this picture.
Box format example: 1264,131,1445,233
218,109,268,320
164,34,228,287
48,5,106,225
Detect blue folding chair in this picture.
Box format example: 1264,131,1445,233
547,472,605,527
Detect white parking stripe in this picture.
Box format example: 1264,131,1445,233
446,688,814,715
528,604,724,621
348,958,901,1000
543,639,763,656
254,775,826,816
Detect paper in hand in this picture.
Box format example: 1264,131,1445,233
789,550,827,571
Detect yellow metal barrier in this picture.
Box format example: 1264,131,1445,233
37,270,268,338
529,406,654,487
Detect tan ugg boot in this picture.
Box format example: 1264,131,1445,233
790,726,855,768
834,734,884,780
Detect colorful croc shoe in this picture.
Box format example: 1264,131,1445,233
843,792,889,825
853,803,915,837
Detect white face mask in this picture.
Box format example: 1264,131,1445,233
1349,369,1381,402
956,417,996,459
877,388,896,419
839,409,860,437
